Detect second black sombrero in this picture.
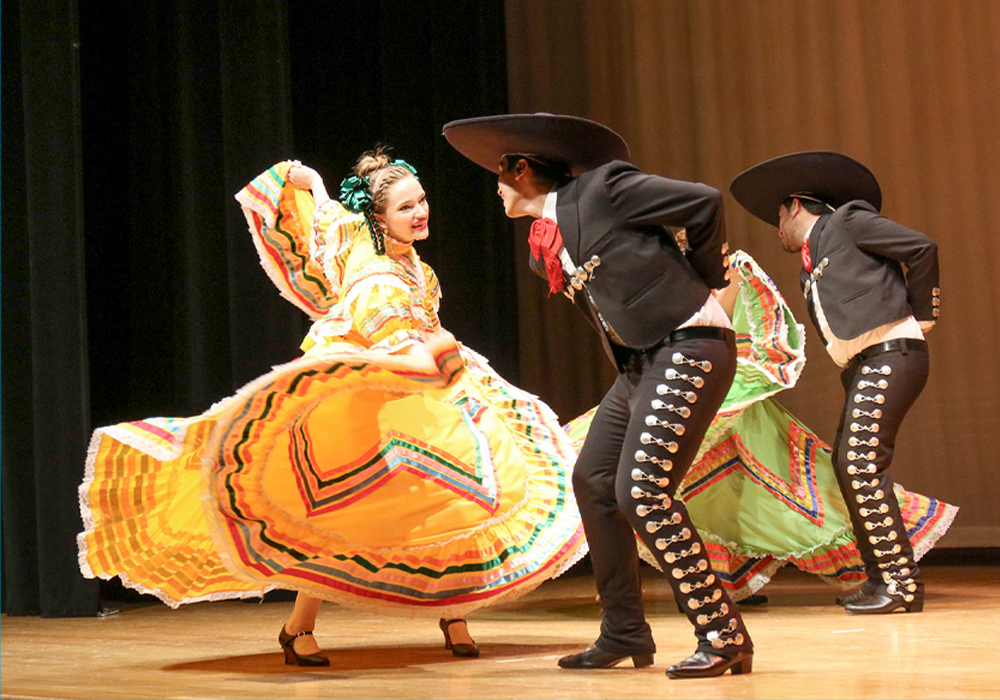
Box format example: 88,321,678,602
443,113,630,177
730,151,882,228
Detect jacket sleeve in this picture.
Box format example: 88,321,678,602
842,202,940,323
602,161,729,289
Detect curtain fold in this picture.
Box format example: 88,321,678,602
3,0,99,617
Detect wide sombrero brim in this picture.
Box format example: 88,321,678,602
729,151,881,227
442,113,630,176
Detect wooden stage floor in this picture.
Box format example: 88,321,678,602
2,563,997,700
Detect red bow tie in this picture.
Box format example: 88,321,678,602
801,239,813,273
529,217,566,295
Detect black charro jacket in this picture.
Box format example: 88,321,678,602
800,200,940,341
529,160,730,354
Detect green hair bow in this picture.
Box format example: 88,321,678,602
338,159,419,214
337,159,419,256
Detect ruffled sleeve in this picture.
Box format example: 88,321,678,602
308,198,367,298
235,161,338,320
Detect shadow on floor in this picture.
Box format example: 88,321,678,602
162,641,584,676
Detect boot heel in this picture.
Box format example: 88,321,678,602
731,657,753,674
632,654,654,668
905,599,924,613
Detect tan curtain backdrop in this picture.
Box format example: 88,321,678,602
505,0,1000,547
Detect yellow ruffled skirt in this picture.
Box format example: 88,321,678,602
78,344,586,617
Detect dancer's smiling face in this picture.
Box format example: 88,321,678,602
375,175,429,245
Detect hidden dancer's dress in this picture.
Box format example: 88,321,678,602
564,251,957,599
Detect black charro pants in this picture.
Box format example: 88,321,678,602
833,340,929,601
572,328,752,658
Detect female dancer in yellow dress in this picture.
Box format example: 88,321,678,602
78,150,587,665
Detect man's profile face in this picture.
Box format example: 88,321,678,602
497,158,529,219
777,201,804,253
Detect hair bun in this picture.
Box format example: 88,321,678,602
354,145,394,179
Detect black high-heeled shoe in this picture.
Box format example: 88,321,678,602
439,618,480,658
278,625,331,667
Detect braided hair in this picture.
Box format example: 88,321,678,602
340,145,419,255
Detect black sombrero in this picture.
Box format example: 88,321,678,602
729,151,882,228
442,113,630,177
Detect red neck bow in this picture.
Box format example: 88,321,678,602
529,217,566,295
800,237,813,273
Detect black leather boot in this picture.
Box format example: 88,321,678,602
836,579,878,606
558,644,654,669
845,581,924,614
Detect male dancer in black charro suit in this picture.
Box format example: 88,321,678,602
444,113,753,679
730,151,941,615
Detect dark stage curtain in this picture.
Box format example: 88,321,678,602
2,0,100,618
1,0,511,617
